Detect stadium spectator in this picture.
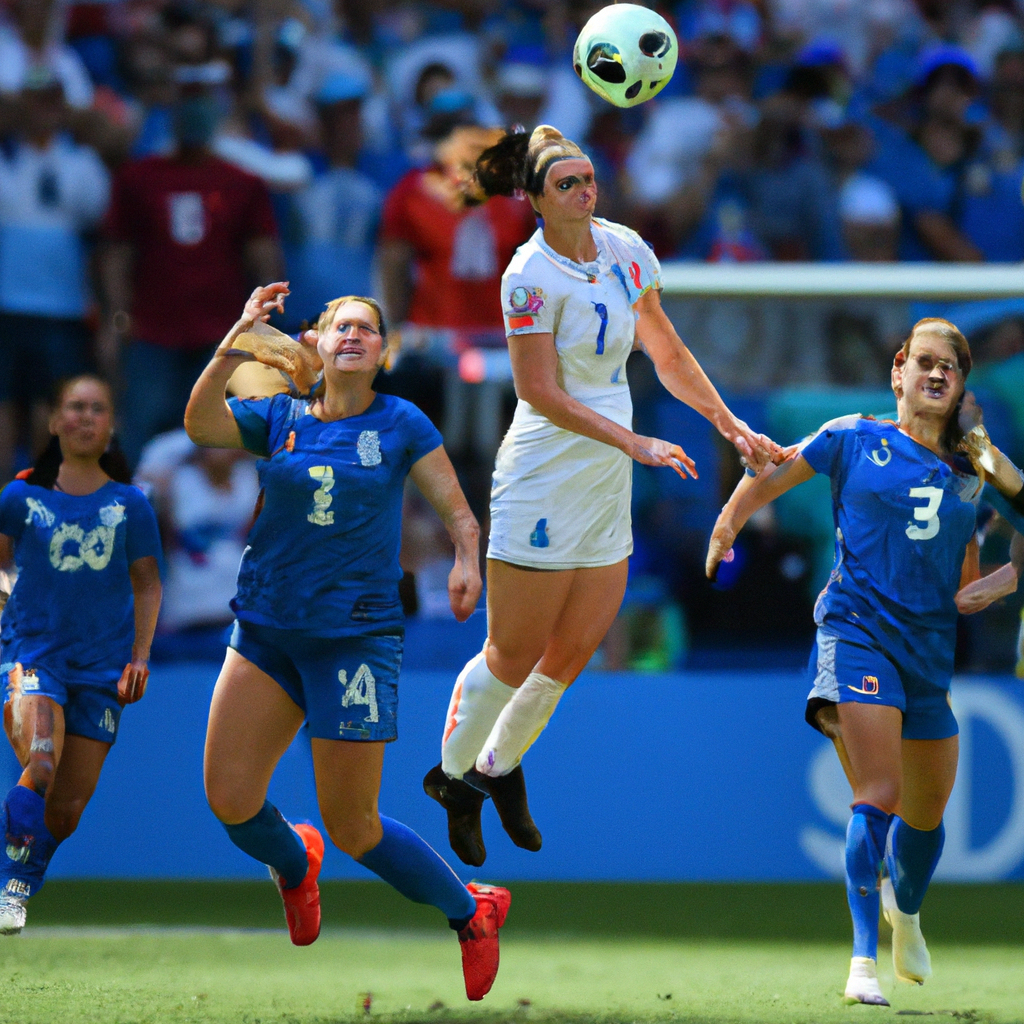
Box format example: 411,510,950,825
99,63,283,467
0,0,94,107
0,70,109,482
280,71,384,330
377,117,535,451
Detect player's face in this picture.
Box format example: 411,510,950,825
51,379,113,460
537,158,597,224
318,301,386,374
895,333,964,421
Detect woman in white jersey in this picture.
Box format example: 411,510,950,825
424,125,780,866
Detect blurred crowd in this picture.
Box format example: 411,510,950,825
1,0,1024,669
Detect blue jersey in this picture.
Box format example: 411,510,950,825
229,392,443,636
0,479,162,677
801,416,981,683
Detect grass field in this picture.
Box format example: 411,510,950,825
2,883,1022,1024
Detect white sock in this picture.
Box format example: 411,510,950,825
475,672,567,777
440,650,517,778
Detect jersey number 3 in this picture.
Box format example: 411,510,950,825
906,486,943,540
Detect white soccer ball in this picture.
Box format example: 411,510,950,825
573,4,678,109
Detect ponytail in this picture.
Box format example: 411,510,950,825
475,124,587,198
24,435,63,489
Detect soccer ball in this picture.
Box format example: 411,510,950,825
573,4,678,108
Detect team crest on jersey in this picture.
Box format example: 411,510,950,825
848,675,880,695
24,498,55,528
867,439,892,466
507,286,544,328
357,430,381,467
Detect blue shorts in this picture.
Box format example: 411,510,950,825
229,621,402,741
1,659,122,745
805,629,958,741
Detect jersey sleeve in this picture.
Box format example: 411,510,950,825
799,414,862,477
0,481,26,542
502,257,555,337
405,404,444,464
123,488,164,566
228,396,275,457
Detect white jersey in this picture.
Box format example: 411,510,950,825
488,218,661,569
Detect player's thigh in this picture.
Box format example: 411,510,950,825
4,691,66,769
536,559,629,683
485,559,577,681
836,701,904,812
899,735,958,830
45,734,110,838
204,648,305,822
310,738,386,857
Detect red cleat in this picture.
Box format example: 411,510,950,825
458,882,511,1001
271,823,324,946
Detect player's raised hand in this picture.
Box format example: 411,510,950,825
706,512,738,581
240,282,290,329
448,555,483,623
631,436,698,480
117,660,150,705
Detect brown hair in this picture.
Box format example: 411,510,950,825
476,124,586,198
895,317,972,453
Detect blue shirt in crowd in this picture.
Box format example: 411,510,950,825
229,392,443,637
0,479,161,677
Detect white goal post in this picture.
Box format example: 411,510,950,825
659,262,1024,299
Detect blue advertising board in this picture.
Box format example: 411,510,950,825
6,665,1023,882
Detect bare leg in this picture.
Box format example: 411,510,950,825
310,739,385,858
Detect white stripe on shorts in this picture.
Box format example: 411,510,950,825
807,629,840,703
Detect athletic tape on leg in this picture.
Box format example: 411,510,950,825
475,671,567,777
441,650,517,778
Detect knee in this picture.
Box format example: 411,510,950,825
44,796,85,842
323,810,382,860
854,780,900,816
485,642,535,687
205,779,262,826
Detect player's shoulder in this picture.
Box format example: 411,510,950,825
375,392,435,429
105,480,157,513
817,413,869,437
593,217,647,250
502,230,546,278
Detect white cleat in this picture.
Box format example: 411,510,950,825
882,875,931,984
843,956,890,1006
0,892,27,935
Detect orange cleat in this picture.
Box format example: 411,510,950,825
270,823,324,946
458,882,511,1001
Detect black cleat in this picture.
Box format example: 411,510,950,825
463,765,542,852
423,763,488,867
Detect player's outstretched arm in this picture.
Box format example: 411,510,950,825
119,555,161,705
633,288,781,472
510,329,696,479
955,531,1023,615
706,453,815,580
185,283,289,448
409,446,482,622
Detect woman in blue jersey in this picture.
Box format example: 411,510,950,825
0,375,162,935
705,318,1023,1006
184,283,509,1002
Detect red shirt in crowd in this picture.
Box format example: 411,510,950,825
104,155,277,350
380,168,537,330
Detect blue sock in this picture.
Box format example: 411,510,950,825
845,803,891,960
885,816,944,915
357,816,476,928
2,785,59,898
222,801,308,889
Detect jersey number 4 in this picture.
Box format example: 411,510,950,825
906,486,943,541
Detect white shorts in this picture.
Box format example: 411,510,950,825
487,420,632,570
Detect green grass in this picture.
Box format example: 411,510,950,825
2,930,1022,1024
4,884,1022,1023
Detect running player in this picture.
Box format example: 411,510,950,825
184,283,508,1001
423,125,780,867
0,375,162,934
705,318,1022,1005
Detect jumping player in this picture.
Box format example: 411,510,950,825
0,375,162,934
184,283,509,1001
423,124,780,867
706,318,1022,1005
